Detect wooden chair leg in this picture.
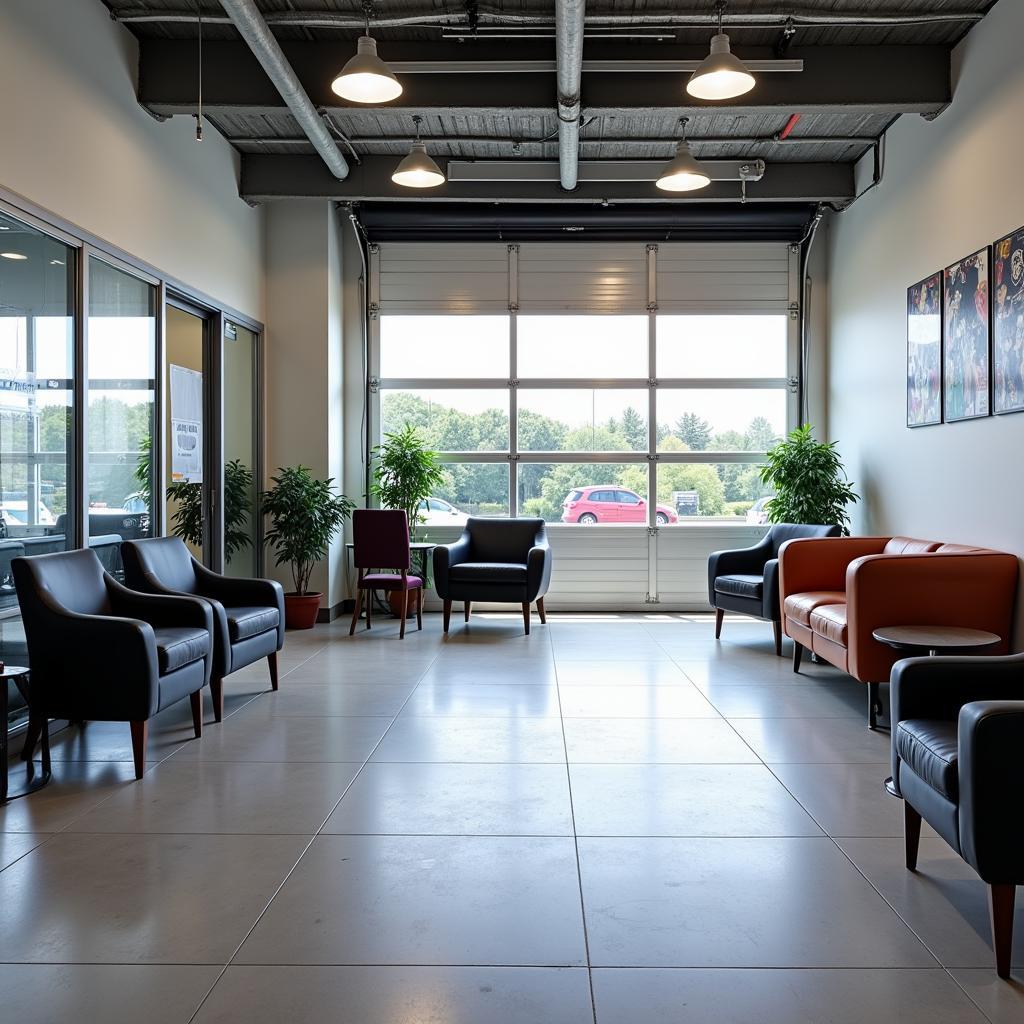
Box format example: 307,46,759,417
268,651,279,691
211,676,224,723
989,883,1016,979
772,619,783,657
715,607,724,640
464,601,471,622
443,599,452,633
537,596,547,624
400,588,409,639
365,588,373,629
416,589,423,631
189,690,203,739
522,601,531,635
130,720,148,780
904,801,922,871
793,642,803,673
20,713,43,762
349,587,363,635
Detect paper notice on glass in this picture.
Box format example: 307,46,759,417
170,364,203,483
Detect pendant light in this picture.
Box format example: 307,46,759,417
686,1,755,101
331,9,402,104
392,116,446,188
656,118,710,192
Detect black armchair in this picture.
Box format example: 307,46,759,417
121,537,285,722
890,652,1024,977
433,517,552,635
12,548,213,778
708,522,841,655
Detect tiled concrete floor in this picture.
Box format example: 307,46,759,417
2,612,1023,1023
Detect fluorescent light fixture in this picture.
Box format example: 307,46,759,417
656,119,710,192
392,116,446,188
0,252,28,260
686,2,755,101
331,35,402,104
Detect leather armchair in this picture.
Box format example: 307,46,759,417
889,653,1024,978
433,517,552,634
708,523,841,655
12,548,213,778
121,537,285,722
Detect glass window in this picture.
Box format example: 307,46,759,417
380,315,509,378
518,389,647,451
381,389,509,451
224,321,259,577
87,258,156,575
518,463,649,524
517,316,647,378
657,462,771,523
657,315,787,378
424,463,509,525
656,389,788,453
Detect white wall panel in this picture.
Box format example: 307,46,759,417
517,243,648,312
376,242,509,312
657,242,791,314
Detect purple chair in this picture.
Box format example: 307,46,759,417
348,509,424,639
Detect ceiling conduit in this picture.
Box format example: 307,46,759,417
556,0,586,191
217,0,349,180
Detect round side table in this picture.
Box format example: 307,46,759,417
2,666,51,803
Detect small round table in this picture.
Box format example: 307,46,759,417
1,665,51,803
875,626,1001,798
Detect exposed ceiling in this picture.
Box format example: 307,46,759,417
101,1,997,235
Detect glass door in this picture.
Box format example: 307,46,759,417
223,320,260,576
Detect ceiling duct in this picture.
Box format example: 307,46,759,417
556,0,586,191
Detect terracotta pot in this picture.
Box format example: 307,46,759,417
285,592,321,630
387,590,419,619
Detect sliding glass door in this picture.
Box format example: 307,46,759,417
223,320,260,577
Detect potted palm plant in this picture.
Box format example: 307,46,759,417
371,424,446,617
166,459,254,560
262,465,355,629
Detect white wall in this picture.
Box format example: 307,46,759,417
0,0,264,320
827,0,1024,643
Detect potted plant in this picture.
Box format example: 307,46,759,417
759,424,859,535
371,424,446,617
262,465,355,629
166,459,254,560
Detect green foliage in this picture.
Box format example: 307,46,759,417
166,460,255,560
675,412,712,451
166,481,203,549
372,424,446,537
619,406,647,449
134,433,153,513
262,466,354,595
760,424,859,534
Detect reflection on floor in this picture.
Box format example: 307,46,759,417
1,613,1022,1023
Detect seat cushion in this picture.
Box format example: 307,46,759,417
884,536,941,555
784,591,846,626
360,573,423,591
153,626,210,674
809,603,848,646
226,605,280,642
449,561,528,584
714,574,764,600
896,719,959,801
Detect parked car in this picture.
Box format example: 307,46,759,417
561,486,678,525
746,496,772,524
417,496,469,526
0,499,56,527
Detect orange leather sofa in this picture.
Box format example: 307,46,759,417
779,536,1019,727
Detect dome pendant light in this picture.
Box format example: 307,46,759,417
392,116,446,189
656,118,711,193
331,9,403,104
687,1,755,101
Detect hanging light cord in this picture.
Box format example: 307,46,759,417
195,0,203,140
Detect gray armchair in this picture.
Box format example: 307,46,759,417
433,517,552,634
708,522,841,654
12,548,213,778
890,653,1024,978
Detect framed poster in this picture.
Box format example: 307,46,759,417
942,247,990,422
907,273,942,427
169,363,203,483
992,225,1024,415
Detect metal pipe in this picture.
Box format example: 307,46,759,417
216,0,348,179
556,0,586,191
228,134,872,148
386,57,803,73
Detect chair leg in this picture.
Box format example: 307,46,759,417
904,801,922,871
189,690,203,739
443,599,452,634
349,588,363,636
129,720,148,780
989,883,1016,979
522,601,531,635
772,619,783,657
537,597,547,624
464,601,471,622
793,642,803,673
715,607,724,640
400,588,409,639
20,712,43,762
365,589,373,630
268,651,279,691
416,589,423,631
211,676,224,723
868,681,881,730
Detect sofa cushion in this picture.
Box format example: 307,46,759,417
226,605,280,642
449,561,528,584
714,574,763,600
153,626,210,674
896,719,959,801
784,591,846,626
884,537,941,555
809,604,848,646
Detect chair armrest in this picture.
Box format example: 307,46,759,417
192,561,285,609
762,558,781,620
778,537,888,603
707,534,773,604
959,700,1024,880
432,531,472,598
526,530,552,601
106,577,214,635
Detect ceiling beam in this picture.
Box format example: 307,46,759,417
239,154,854,204
140,41,951,118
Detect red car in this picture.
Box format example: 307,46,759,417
561,486,679,525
